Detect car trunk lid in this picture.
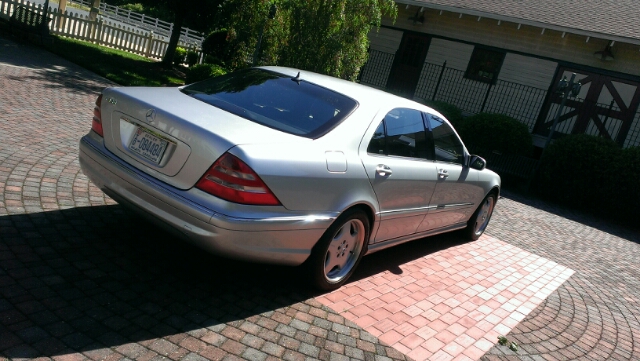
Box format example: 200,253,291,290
100,87,307,190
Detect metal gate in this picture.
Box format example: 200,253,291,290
534,67,640,147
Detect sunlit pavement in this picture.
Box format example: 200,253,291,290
2,35,640,361
318,236,573,360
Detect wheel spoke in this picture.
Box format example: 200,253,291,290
324,250,342,275
344,222,359,248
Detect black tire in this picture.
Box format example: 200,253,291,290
465,192,497,240
307,209,370,291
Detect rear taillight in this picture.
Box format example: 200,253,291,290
92,94,104,137
196,153,281,206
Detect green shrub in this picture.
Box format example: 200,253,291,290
456,113,532,157
186,63,227,84
202,29,229,61
534,134,640,226
173,47,187,66
116,3,172,22
607,145,640,223
421,100,464,127
536,134,619,209
186,50,199,67
204,54,222,65
120,3,145,13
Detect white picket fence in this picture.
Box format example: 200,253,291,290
1,0,203,62
69,0,203,47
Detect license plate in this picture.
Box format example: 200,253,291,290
128,127,169,164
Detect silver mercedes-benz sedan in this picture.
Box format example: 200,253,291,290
79,66,500,290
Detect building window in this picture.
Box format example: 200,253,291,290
465,47,505,84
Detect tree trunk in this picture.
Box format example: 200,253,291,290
89,0,100,21
161,4,186,68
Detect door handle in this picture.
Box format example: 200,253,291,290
438,169,449,179
376,164,392,177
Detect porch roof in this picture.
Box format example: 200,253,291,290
397,0,640,46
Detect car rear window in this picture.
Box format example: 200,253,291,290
181,68,358,139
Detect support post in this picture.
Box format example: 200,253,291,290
480,81,494,112
144,31,154,58
543,73,578,150
58,0,67,29
40,0,51,38
431,61,447,101
89,0,100,21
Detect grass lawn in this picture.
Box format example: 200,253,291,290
45,36,186,86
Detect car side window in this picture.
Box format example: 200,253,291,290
427,115,465,164
367,108,429,159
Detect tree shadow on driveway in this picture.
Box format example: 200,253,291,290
0,205,312,358
0,204,463,359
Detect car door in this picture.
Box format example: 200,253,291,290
417,114,483,232
360,108,438,242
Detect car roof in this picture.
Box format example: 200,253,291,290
259,66,428,111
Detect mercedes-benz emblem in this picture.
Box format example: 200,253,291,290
146,109,156,122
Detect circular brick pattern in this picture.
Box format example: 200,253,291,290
482,193,640,360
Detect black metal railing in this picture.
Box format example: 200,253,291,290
359,49,640,149
360,50,548,132
358,49,394,89
415,62,549,131
624,111,640,148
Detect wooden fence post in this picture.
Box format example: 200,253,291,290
144,31,153,58
93,18,102,44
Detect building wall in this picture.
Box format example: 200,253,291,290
403,37,552,127
368,27,403,53
365,5,640,146
423,38,473,70
499,54,557,89
383,6,640,78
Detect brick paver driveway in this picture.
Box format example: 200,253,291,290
1,35,639,361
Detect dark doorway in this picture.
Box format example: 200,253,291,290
535,67,640,146
386,32,430,98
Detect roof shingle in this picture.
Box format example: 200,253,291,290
401,0,640,43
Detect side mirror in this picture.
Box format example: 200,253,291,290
468,155,486,171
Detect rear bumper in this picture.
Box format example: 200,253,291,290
78,132,336,266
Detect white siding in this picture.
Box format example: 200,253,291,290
414,39,476,102
485,54,556,129
368,27,403,54
424,38,473,70
499,53,557,89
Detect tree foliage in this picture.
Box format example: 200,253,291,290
220,0,397,80
114,0,224,68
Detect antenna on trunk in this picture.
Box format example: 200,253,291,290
292,72,301,84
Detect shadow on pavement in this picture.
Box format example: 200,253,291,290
1,35,112,94
0,205,311,358
498,189,640,244
352,232,469,281
0,204,466,359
